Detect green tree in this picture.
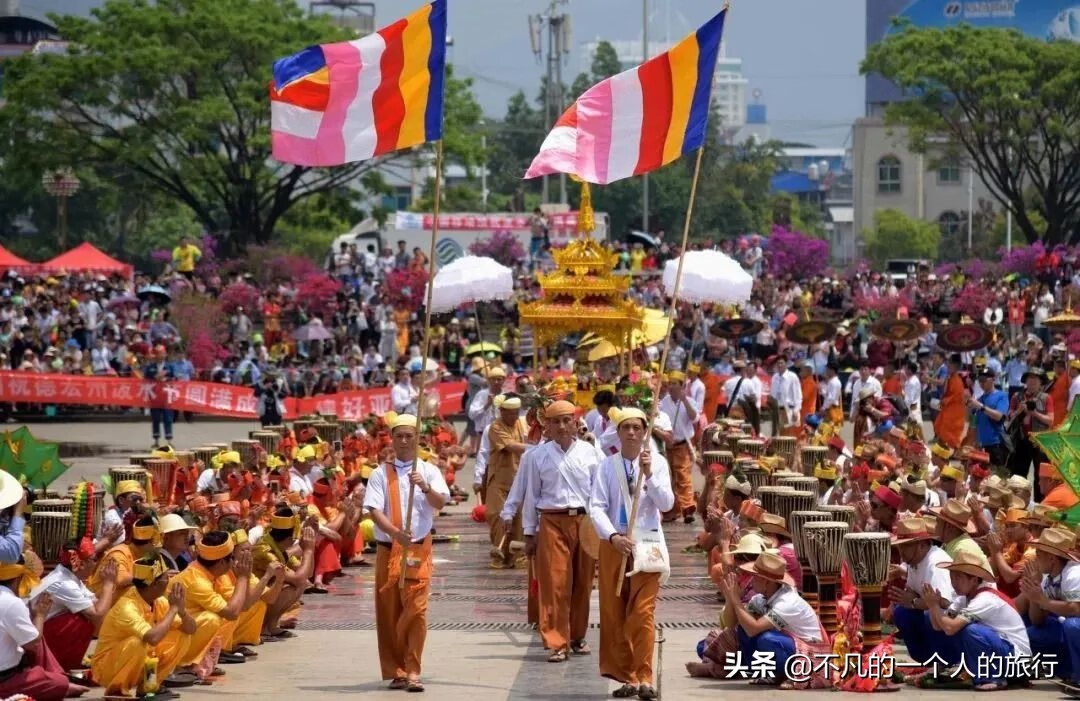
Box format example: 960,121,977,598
486,91,544,211
862,23,1080,246
590,40,622,81
0,0,482,253
863,208,941,266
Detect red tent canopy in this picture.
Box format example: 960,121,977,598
40,242,133,278
0,245,36,274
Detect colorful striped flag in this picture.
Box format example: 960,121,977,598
525,8,726,185
270,0,447,167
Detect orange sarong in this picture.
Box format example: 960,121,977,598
597,541,661,685
536,513,594,652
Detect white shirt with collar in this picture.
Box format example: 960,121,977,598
0,587,38,672
288,467,313,499
687,377,706,413
30,565,96,620
522,439,600,536
196,467,222,494
473,425,492,486
390,381,418,414
949,588,1031,656
598,415,665,457
500,443,541,522
820,375,842,411
363,458,449,543
772,369,802,422
849,375,883,416
763,585,822,642
468,388,496,435
590,451,674,540
722,374,757,407
903,374,922,412
659,395,696,442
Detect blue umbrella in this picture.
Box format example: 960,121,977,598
137,284,171,304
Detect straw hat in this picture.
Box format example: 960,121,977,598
936,550,995,581
759,513,790,538
1021,504,1058,526
159,513,197,535
931,499,976,535
738,551,794,586
900,479,928,497
730,533,767,558
724,475,752,497
1031,528,1078,562
892,517,933,546
0,472,21,511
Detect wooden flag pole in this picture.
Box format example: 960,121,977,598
400,140,445,589
616,146,705,595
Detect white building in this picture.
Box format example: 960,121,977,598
582,38,747,131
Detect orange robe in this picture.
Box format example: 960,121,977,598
800,376,818,422
933,373,967,448
702,372,723,424
1042,482,1079,511
1050,376,1070,428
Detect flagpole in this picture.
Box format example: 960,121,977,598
616,146,705,595
400,139,445,589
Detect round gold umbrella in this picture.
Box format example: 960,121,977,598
583,308,670,361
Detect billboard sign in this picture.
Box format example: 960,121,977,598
866,0,1080,105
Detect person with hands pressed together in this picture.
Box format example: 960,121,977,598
589,407,674,700
888,518,958,668
91,554,196,699
985,513,1036,598
174,531,252,680
522,400,600,663
922,551,1031,690
88,515,158,600
1016,528,1080,684
362,413,449,693
215,528,282,660
716,551,824,689
251,510,317,640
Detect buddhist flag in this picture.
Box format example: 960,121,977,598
526,8,726,185
270,0,447,166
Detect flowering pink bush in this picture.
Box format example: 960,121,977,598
386,267,429,308
765,226,829,279
468,230,526,267
1000,242,1046,276
170,291,227,371
854,289,915,317
218,282,261,316
949,283,997,319
265,253,323,282
295,274,342,319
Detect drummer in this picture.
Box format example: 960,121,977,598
716,551,824,689
923,551,1031,690
826,436,849,473
196,450,241,495
101,480,145,548
814,462,839,505
889,517,958,667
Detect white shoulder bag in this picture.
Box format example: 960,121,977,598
616,465,670,584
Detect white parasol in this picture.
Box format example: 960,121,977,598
662,249,753,305
429,255,515,313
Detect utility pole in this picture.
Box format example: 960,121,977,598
642,0,650,234
529,1,570,205
967,165,974,252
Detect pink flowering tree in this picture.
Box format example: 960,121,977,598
295,274,342,319
853,289,915,318
218,281,261,316
468,230,526,267
169,291,227,372
386,267,429,309
1000,242,1046,276
764,225,830,279
950,283,997,319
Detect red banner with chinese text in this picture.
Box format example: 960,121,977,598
0,371,466,421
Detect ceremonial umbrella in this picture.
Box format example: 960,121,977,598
430,255,516,374
662,249,753,305
936,323,993,353
869,318,925,343
464,341,502,356
711,318,764,340
787,320,838,345
0,427,70,489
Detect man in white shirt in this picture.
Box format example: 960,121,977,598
0,561,85,698
522,400,600,662
584,390,615,439
589,408,674,699
849,363,883,445
390,367,419,415
889,517,957,666
927,551,1031,689
1018,528,1080,682
287,445,318,500
722,360,760,432
363,413,449,692
467,366,507,440
902,361,923,425
659,371,698,523
686,363,706,415
819,365,843,426
770,356,802,437
715,552,822,686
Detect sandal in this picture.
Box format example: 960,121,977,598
388,677,408,690
612,683,637,698
305,585,329,594
570,640,591,655
548,649,568,663
637,685,657,700
749,677,779,685
407,679,425,693
270,629,297,639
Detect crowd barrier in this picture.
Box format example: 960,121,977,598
0,371,466,421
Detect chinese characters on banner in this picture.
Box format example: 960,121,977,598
0,372,466,421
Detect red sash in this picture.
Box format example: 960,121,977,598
975,585,1018,610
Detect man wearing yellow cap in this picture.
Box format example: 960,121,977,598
101,480,144,549
589,407,673,699
91,553,196,697
288,445,318,500
522,400,600,663
814,462,839,505
88,515,158,600
486,394,529,569
174,530,252,678
252,507,317,639
363,413,449,692
215,528,284,660
659,371,698,523
196,451,241,495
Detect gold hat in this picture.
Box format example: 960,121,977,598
115,480,145,497
132,554,168,585
390,413,418,432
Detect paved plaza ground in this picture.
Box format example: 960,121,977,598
15,418,1060,699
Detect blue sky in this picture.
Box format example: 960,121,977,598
21,0,866,146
